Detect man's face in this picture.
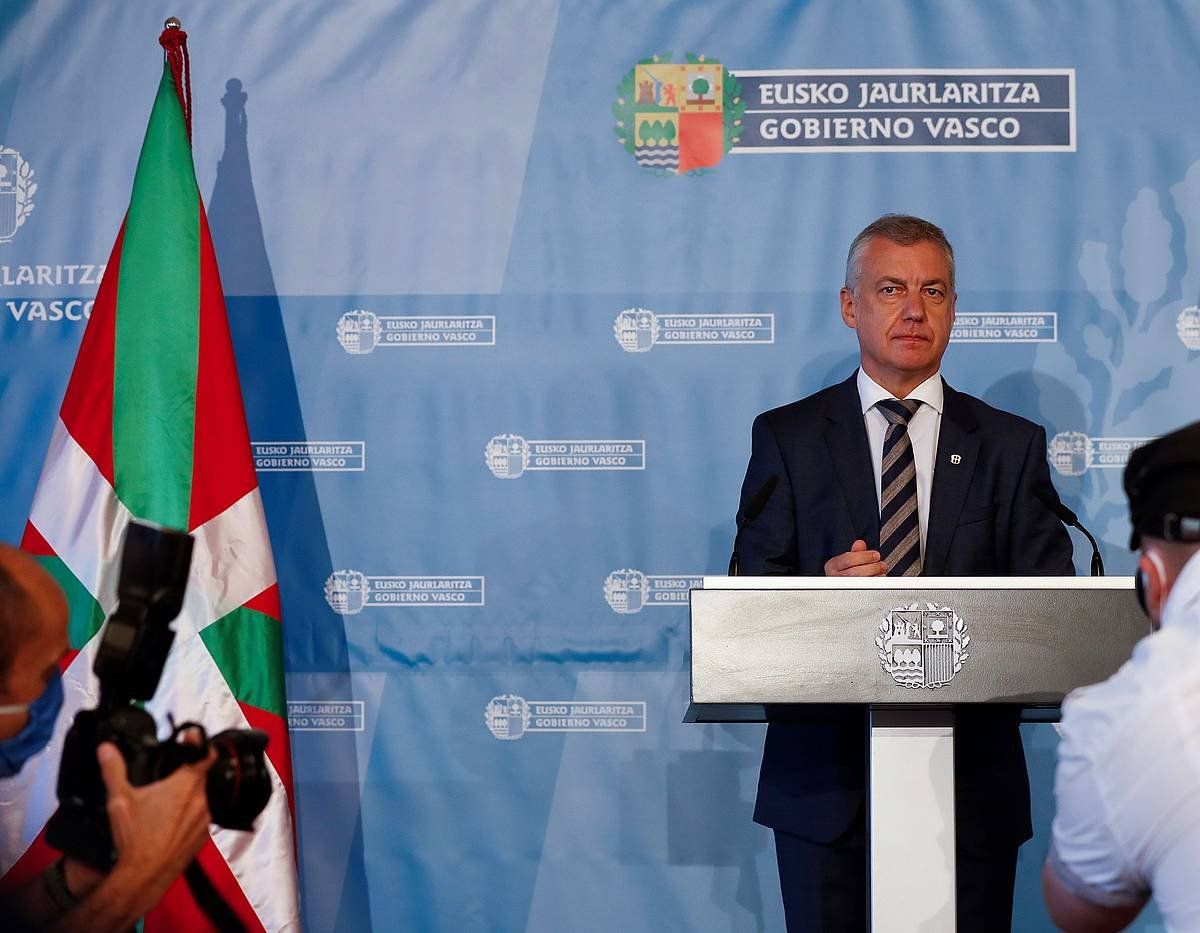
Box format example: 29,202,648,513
840,236,956,396
0,552,69,738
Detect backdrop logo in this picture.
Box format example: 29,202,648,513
1047,432,1153,476
876,604,969,689
484,434,530,478
603,569,703,613
337,308,495,353
324,570,370,614
615,66,1074,170
614,308,774,351
324,570,485,612
613,54,745,175
485,434,646,478
484,695,647,740
337,309,381,353
6,299,94,322
0,264,105,291
484,695,530,740
1179,306,1200,350
951,312,1057,343
287,701,365,732
738,69,1074,151
0,147,36,242
613,308,658,351
254,441,365,471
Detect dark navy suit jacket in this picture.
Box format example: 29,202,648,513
737,373,1074,852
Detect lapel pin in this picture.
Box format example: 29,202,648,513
950,454,962,464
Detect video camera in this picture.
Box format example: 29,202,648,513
46,520,273,870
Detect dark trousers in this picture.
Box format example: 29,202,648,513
773,825,1018,932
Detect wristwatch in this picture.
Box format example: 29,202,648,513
42,858,81,914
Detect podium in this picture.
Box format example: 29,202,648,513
687,576,1149,932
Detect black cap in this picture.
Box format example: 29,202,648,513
1123,421,1200,548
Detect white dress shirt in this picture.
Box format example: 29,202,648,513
1048,551,1200,930
856,368,944,554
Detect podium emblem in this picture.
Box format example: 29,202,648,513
876,603,970,689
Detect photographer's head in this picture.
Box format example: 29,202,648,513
0,544,68,773
1124,422,1200,628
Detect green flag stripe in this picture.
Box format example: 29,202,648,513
36,556,106,650
200,606,285,718
112,65,200,529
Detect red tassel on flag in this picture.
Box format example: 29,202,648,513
158,18,192,144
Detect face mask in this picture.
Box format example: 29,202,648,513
0,669,64,777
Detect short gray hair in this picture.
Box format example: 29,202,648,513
844,214,955,292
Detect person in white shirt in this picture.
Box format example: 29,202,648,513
1044,420,1200,931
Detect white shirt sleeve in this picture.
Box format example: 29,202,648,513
1048,687,1150,907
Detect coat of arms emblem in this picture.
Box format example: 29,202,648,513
324,570,371,615
603,568,649,613
0,147,35,242
1178,305,1200,350
876,603,970,689
613,308,659,352
337,309,382,354
484,434,530,479
1048,431,1091,477
484,694,530,740
613,53,745,175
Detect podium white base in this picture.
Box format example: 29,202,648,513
869,708,956,932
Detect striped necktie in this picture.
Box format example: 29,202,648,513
877,398,922,577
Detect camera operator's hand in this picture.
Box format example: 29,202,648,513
46,739,215,932
99,738,215,894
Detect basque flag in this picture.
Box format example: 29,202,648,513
0,25,299,931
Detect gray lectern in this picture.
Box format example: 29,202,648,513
687,576,1148,933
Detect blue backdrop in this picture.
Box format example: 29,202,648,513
2,2,1196,929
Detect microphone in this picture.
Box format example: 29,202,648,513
729,475,779,576
1035,484,1104,576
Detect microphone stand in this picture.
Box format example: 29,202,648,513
1035,485,1104,576
729,476,778,576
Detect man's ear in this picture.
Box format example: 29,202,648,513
1138,550,1168,625
840,287,857,330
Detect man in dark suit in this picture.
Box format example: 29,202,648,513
736,214,1074,931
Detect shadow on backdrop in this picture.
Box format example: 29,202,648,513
668,748,769,931
617,745,769,932
983,369,1104,574
207,77,371,932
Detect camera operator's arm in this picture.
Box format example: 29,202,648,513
46,741,214,933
